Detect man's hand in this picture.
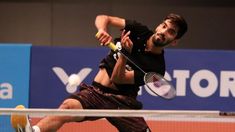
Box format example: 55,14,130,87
95,29,112,46
121,30,133,53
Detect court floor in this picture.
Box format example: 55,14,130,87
31,118,235,132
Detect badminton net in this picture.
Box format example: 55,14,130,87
0,108,234,132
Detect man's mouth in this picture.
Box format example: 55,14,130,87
156,34,165,42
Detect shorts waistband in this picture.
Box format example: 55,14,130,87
92,81,124,95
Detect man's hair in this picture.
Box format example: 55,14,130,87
164,13,188,39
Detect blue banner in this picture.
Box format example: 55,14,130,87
29,46,235,111
138,49,235,111
0,44,31,107
30,46,108,108
0,43,31,132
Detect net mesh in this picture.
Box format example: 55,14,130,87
0,108,234,132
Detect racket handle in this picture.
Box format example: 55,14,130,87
107,42,118,52
95,32,118,52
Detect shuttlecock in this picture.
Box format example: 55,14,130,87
68,74,80,86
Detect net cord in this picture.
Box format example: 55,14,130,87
0,108,234,118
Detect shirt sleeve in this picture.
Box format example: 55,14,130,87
124,19,151,36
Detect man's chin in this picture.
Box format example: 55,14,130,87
153,41,165,47
152,37,166,47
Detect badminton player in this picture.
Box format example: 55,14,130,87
12,13,187,132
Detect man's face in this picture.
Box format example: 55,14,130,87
152,19,179,47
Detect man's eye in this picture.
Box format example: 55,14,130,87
168,30,176,35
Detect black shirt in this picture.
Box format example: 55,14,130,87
99,19,165,97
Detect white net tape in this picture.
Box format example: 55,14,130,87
1,108,235,132
0,108,235,122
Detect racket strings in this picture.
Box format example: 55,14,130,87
144,72,176,99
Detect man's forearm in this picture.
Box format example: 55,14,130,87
111,55,127,83
95,15,125,31
95,15,109,31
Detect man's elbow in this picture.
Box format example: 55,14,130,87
96,15,108,20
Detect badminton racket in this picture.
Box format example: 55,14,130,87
107,42,176,99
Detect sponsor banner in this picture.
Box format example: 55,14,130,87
0,43,31,132
0,44,31,107
30,46,108,108
30,46,235,111
138,49,235,111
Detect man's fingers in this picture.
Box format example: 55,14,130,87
126,38,133,45
123,31,131,38
96,31,112,45
121,29,125,37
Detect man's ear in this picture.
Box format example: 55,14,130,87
170,39,179,46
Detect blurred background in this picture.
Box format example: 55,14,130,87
1,1,235,131
0,0,234,49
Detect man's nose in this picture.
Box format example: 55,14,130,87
160,28,167,34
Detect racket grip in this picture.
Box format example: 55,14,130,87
95,32,118,52
107,42,118,52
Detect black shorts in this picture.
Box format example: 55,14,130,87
68,82,151,132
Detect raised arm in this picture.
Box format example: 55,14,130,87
95,15,135,85
111,30,135,84
95,15,125,45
